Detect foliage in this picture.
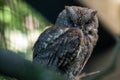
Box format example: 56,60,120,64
0,0,51,80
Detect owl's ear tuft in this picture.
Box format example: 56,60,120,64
65,6,70,9
65,6,78,22
89,9,97,16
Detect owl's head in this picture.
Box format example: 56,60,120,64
56,6,98,30
56,6,99,44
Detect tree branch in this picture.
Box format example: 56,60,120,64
0,48,65,80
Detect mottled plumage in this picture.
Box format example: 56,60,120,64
33,6,99,80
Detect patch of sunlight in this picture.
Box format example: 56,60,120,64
5,29,28,53
27,30,42,48
23,30,42,61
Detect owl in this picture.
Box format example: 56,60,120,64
33,6,99,80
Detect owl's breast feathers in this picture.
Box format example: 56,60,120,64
33,26,88,72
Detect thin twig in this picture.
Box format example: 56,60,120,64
75,71,100,80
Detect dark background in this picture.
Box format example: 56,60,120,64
24,0,116,54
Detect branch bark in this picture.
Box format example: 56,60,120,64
0,48,65,80
0,48,35,80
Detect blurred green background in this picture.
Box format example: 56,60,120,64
0,0,50,58
0,0,51,79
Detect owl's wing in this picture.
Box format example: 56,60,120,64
33,26,70,58
33,26,84,72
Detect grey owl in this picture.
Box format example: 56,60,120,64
33,6,99,80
